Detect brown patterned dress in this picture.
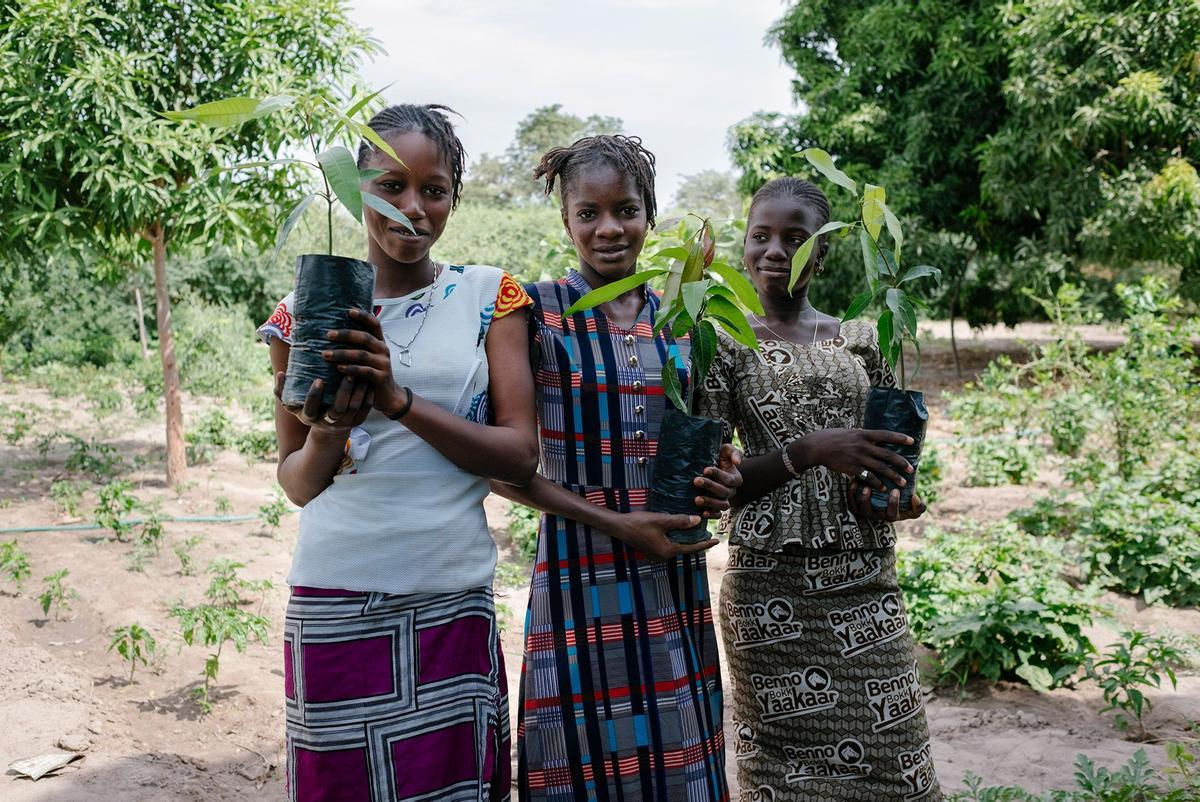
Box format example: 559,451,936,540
698,320,941,802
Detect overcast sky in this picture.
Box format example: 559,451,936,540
351,0,798,201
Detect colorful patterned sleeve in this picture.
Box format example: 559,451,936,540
257,292,295,345
492,272,533,320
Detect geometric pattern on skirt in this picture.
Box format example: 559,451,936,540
285,586,510,802
517,273,727,801
721,546,941,802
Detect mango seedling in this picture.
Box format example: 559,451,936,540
171,603,269,714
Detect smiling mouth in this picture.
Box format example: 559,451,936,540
756,264,790,275
594,246,627,256
390,226,429,239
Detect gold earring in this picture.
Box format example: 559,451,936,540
816,260,825,275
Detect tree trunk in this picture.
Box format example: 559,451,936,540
146,222,187,486
134,286,150,360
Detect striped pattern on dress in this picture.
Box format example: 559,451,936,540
517,270,728,802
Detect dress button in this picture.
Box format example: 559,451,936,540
637,456,647,466
632,381,643,391
634,405,645,415
629,355,639,367
624,334,635,345
634,430,645,440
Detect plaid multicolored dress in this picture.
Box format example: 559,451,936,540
517,271,728,802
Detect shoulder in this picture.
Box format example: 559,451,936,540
841,318,878,350
258,291,295,345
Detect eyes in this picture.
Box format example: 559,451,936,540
749,232,807,247
576,206,641,221
377,180,449,199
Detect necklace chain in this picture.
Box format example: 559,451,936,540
753,313,820,346
381,263,442,367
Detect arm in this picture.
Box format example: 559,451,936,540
329,308,539,486
271,338,374,507
489,474,714,560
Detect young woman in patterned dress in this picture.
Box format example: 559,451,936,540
262,104,538,802
489,135,737,801
698,177,943,801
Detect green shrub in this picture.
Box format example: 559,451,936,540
916,443,945,507
964,438,1039,486
899,522,1097,690
1084,630,1189,739
0,540,31,592
94,480,138,541
185,409,234,463
171,602,269,713
507,503,541,562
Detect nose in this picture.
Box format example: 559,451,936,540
763,237,788,262
397,187,425,221
595,213,622,239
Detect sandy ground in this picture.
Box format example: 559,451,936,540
1,328,1197,800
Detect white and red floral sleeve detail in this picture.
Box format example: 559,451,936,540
257,292,295,345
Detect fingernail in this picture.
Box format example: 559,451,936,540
322,351,332,359
327,330,337,339
899,479,906,486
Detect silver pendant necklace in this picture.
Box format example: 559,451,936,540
382,263,442,368
753,313,820,346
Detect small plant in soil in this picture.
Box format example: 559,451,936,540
50,480,86,519
94,480,138,541
206,559,274,610
164,88,415,409
565,217,762,543
171,602,269,714
173,535,205,577
39,568,79,621
108,623,157,683
506,502,540,561
258,492,289,536
1084,630,1188,741
0,406,32,445
0,540,32,593
137,501,168,554
213,495,233,516
796,148,942,511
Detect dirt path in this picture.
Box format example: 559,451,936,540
1,329,1196,799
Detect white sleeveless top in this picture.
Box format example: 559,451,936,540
260,264,523,595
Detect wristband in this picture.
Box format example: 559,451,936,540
388,387,414,420
780,441,804,478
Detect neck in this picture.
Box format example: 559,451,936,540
760,287,816,324
371,249,437,298
577,259,635,289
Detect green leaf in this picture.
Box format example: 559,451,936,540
900,264,943,287
708,295,758,349
885,288,906,332
358,168,388,181
859,228,879,282
862,184,886,240
878,310,897,370
708,261,764,314
660,262,685,312
564,269,667,315
653,302,681,336
353,121,403,167
218,158,311,173
881,201,903,261
161,95,295,127
800,147,858,196
691,320,718,385
682,237,705,283
317,146,364,222
682,280,709,325
789,221,850,291
1015,663,1055,692
649,246,690,263
273,193,316,260
362,191,415,233
661,357,687,412
842,289,875,322
337,82,394,130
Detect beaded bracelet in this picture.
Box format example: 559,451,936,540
779,441,804,478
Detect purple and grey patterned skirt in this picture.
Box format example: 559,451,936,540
284,585,510,802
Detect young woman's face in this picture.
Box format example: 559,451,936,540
362,130,453,266
743,196,825,301
561,163,649,282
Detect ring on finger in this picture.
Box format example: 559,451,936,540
322,414,338,425
857,470,870,481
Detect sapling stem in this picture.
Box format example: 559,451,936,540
305,120,333,256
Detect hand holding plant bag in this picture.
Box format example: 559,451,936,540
163,89,415,409
794,148,942,512
566,219,762,543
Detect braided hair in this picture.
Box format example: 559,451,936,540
534,134,658,228
356,104,466,209
748,177,832,261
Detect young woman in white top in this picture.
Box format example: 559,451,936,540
260,104,537,802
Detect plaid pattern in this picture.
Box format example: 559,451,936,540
517,271,728,802
285,586,510,802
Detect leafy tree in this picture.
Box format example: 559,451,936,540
731,0,1200,333
0,0,375,485
463,104,622,206
669,170,743,221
